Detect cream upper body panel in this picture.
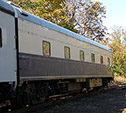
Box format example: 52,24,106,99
18,18,112,65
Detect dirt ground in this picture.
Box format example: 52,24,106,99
40,88,126,113
9,87,126,113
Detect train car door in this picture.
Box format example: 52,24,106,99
0,8,17,85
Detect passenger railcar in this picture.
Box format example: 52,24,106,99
0,0,113,105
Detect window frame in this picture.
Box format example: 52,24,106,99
80,50,84,61
0,28,2,47
91,53,95,63
42,40,51,56
100,55,103,64
64,46,70,59
107,57,110,66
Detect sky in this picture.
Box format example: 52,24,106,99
94,0,126,30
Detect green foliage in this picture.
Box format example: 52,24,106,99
109,26,126,76
10,0,70,28
10,0,34,11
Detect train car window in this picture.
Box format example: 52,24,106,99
0,28,2,47
64,46,70,59
107,57,110,66
80,50,84,61
100,56,103,64
43,41,51,56
91,53,95,63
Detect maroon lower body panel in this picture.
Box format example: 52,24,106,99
19,53,112,80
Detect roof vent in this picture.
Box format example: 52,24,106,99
7,1,20,8
19,10,28,16
7,1,28,16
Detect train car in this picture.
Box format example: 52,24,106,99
0,0,113,105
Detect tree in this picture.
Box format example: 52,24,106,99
64,0,107,41
9,0,34,11
9,0,70,27
109,26,126,76
9,0,107,42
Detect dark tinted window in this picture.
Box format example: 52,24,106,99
107,57,110,66
80,50,84,61
64,46,70,59
91,53,95,63
43,41,51,56
0,28,2,47
100,56,103,64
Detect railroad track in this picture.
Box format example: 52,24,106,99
0,82,120,113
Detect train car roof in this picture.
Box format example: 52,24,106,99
0,0,14,15
1,1,112,52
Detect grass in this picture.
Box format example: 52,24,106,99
114,74,126,83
